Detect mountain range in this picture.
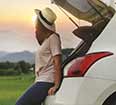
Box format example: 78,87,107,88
0,48,74,64
0,51,35,64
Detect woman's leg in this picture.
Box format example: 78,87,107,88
16,82,54,105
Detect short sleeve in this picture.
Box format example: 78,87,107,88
49,34,62,56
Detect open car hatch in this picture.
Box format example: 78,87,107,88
51,0,115,24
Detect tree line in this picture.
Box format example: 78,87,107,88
0,61,34,76
0,48,74,76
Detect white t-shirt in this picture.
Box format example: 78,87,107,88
35,33,62,83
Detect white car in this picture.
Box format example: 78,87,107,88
44,0,116,105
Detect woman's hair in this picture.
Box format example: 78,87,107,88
35,18,49,31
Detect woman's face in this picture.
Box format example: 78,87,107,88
35,19,46,45
35,18,53,45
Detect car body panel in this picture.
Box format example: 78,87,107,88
45,77,116,105
86,13,116,81
88,13,116,53
86,55,116,80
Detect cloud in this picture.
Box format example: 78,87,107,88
0,30,11,33
0,30,37,52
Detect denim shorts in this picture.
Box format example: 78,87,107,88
16,82,54,105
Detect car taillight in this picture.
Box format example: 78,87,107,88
66,52,113,77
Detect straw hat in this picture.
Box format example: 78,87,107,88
35,8,57,31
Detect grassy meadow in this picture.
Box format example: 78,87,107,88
0,74,34,105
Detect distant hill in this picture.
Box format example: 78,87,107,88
0,48,74,64
0,51,9,58
0,51,35,64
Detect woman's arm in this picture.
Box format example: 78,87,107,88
48,54,62,95
53,54,62,89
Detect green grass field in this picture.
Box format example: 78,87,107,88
0,74,34,105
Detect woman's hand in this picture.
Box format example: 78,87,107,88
48,86,57,95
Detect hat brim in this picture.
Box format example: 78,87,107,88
35,9,55,32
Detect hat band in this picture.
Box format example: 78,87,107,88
39,11,53,26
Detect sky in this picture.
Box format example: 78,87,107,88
0,0,88,53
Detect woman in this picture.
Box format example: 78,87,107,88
16,7,62,105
